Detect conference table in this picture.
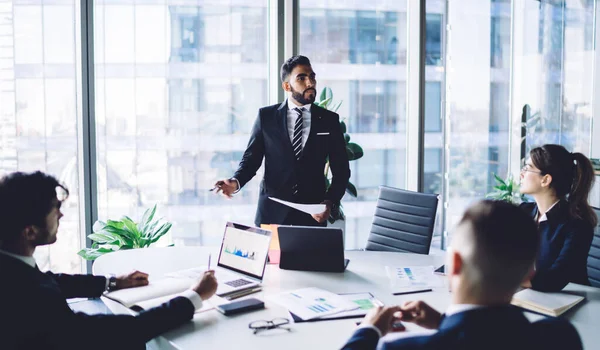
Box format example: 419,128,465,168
93,247,600,350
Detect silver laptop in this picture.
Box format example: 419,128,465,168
215,222,272,296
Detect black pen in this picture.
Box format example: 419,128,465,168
392,288,433,296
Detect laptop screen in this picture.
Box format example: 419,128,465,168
217,222,272,280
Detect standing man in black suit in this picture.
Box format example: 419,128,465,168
342,200,583,350
0,171,218,350
213,55,350,227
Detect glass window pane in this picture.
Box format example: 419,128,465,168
94,1,269,247
300,1,409,249
517,0,594,154
1,1,82,273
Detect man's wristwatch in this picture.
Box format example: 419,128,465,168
107,276,118,292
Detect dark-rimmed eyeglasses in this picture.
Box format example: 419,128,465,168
248,318,291,334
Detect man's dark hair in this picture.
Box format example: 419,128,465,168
0,171,68,244
280,55,311,82
455,200,539,296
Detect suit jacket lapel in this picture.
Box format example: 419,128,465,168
277,101,295,158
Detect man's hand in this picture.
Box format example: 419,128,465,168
312,200,333,224
398,301,442,330
213,179,239,198
360,306,405,336
192,270,218,300
115,270,149,290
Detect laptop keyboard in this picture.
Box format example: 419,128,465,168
225,278,253,288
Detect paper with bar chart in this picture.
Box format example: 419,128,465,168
269,287,359,320
385,266,445,288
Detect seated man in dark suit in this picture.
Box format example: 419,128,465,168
0,171,218,350
342,200,583,350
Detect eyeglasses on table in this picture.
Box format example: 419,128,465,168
248,318,291,334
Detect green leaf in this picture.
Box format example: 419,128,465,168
346,147,355,160
344,133,350,143
318,97,332,110
148,223,172,245
340,121,347,134
92,220,107,232
319,87,330,102
347,143,364,160
139,204,157,232
331,100,343,113
106,220,125,230
77,246,115,261
346,182,358,197
87,232,123,245
493,173,506,186
324,176,331,190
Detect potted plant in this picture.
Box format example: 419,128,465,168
78,204,172,261
485,173,524,205
315,87,364,224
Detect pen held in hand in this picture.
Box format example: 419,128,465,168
208,254,211,271
392,288,433,296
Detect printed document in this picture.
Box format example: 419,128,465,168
269,197,326,215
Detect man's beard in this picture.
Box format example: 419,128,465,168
290,86,316,105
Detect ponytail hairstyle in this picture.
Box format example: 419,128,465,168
530,144,597,227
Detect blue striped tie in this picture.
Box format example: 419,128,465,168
292,107,304,161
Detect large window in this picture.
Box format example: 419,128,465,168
1,0,597,274
299,1,409,248
515,0,595,155
0,1,83,273
94,2,269,248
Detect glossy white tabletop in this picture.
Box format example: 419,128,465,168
93,247,600,350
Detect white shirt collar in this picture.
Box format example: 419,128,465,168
0,249,36,268
287,99,311,112
538,200,560,222
445,304,486,317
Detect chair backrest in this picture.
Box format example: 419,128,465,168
366,186,438,254
587,207,600,288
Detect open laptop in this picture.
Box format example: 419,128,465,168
277,226,350,273
214,222,272,296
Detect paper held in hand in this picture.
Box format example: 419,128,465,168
269,287,359,321
268,197,326,215
511,289,585,317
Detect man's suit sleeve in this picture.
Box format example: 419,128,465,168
41,289,195,349
47,272,107,298
233,111,265,189
341,327,380,350
325,113,350,203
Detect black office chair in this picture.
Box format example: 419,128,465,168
587,207,600,288
366,186,439,254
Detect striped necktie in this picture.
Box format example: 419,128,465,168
292,107,304,161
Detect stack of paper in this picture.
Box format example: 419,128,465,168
511,289,585,317
269,287,359,321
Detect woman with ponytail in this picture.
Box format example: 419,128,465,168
519,144,597,292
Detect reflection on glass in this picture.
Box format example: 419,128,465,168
518,0,594,155
94,2,269,248
299,1,409,248
0,1,82,273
